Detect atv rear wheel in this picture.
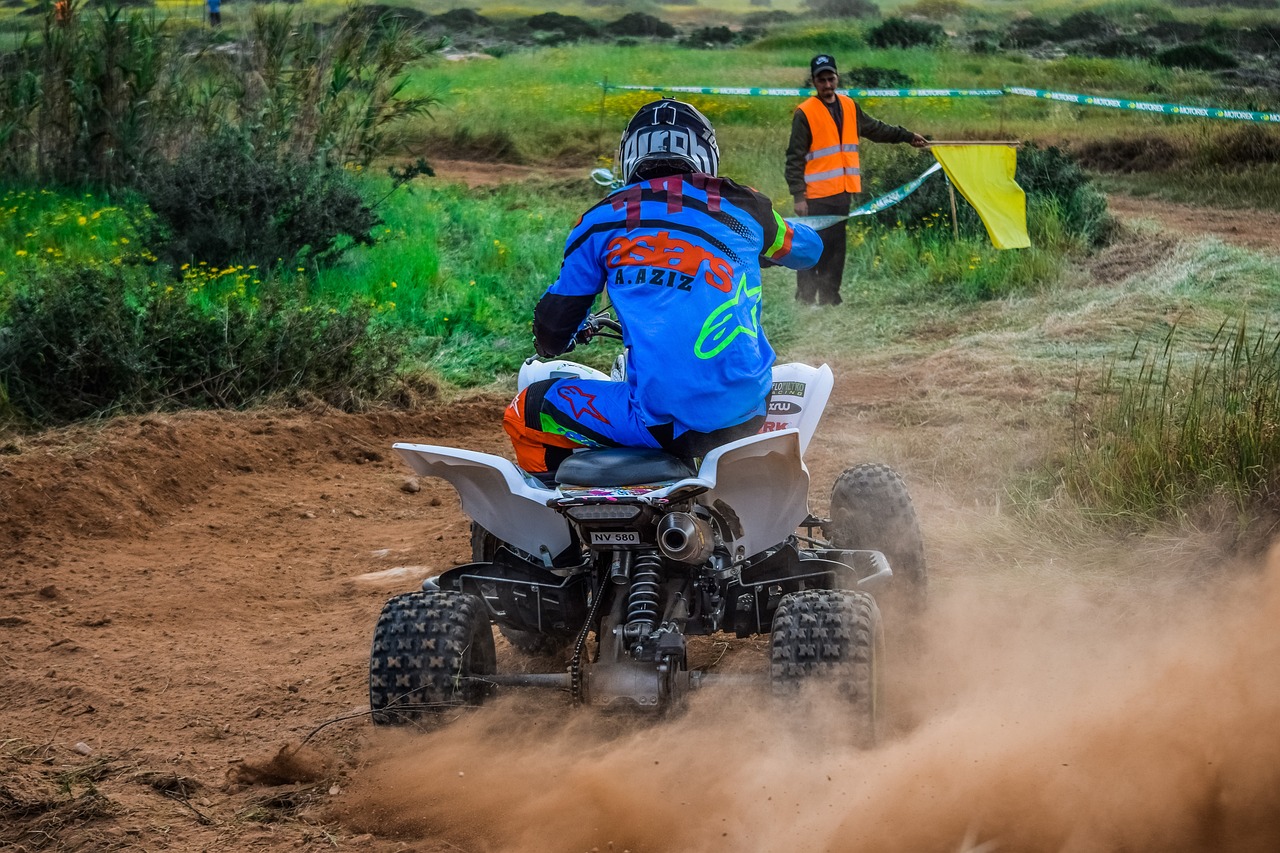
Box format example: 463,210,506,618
825,463,927,621
768,591,880,737
369,590,497,725
770,589,883,743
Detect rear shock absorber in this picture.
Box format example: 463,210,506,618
623,551,662,645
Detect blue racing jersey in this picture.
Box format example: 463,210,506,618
534,173,822,434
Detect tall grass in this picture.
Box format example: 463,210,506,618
1065,319,1280,522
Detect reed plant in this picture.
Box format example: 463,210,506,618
1065,319,1280,522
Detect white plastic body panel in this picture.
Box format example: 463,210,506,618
517,357,608,392
394,429,809,565
763,363,834,456
393,444,570,559
683,429,810,560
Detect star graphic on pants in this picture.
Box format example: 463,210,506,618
557,385,611,424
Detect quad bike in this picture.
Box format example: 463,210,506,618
369,314,927,737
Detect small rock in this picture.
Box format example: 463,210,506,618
38,585,59,599
329,784,341,795
429,497,442,507
300,511,316,519
349,509,364,518
73,742,93,755
400,478,421,494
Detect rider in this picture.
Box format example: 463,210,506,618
505,99,824,476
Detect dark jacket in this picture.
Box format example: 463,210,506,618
785,98,916,200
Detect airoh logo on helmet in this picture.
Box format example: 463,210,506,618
618,98,720,184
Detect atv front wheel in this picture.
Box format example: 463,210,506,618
369,590,497,725
825,463,928,620
770,589,883,743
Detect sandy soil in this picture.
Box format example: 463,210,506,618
1105,195,1280,254
3,196,1280,852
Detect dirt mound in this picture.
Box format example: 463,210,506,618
0,398,505,555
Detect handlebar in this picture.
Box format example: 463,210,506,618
574,312,624,346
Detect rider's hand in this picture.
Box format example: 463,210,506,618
572,316,599,347
794,198,809,216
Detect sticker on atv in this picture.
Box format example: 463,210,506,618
590,531,641,545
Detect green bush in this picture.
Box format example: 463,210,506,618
1156,42,1238,71
867,17,946,49
140,134,379,269
606,13,675,38
684,26,736,46
843,65,913,87
1013,144,1114,248
1002,17,1056,49
0,264,406,425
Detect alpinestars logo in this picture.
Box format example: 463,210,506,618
695,274,762,360
556,385,611,424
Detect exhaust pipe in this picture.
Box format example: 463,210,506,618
656,512,715,564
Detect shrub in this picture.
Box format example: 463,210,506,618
684,25,735,46
842,65,913,88
1156,42,1238,70
867,17,945,49
1088,35,1149,59
140,134,378,269
0,264,406,425
1056,11,1115,41
1014,144,1113,248
606,13,675,38
1002,16,1056,49
801,0,880,20
431,8,491,29
525,12,599,39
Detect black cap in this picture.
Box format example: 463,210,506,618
810,54,837,77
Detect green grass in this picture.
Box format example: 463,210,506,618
1064,318,1280,523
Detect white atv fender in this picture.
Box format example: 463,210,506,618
393,429,809,565
393,363,834,563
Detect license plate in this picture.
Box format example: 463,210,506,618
590,531,640,545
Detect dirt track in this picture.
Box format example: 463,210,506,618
3,200,1280,851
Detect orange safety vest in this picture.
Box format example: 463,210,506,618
798,94,861,199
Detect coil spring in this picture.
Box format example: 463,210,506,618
625,552,662,631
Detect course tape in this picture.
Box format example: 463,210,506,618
1004,87,1280,124
788,162,942,230
606,84,1280,124
611,84,1003,98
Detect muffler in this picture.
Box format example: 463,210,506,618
656,512,715,564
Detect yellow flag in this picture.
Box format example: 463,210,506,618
931,145,1031,250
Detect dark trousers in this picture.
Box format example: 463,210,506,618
795,192,851,306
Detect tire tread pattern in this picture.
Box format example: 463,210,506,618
368,590,496,725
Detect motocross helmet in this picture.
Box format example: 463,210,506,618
618,98,719,184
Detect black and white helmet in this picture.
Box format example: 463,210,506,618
617,98,719,184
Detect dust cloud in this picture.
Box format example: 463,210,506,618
337,546,1280,852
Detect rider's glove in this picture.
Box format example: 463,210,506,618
572,316,599,347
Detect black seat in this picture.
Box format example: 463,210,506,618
555,447,695,487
